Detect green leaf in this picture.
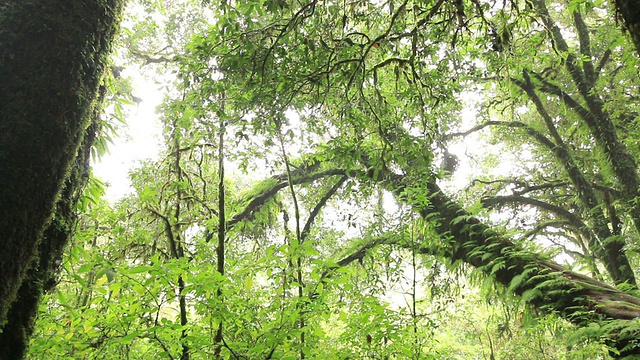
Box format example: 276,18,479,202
244,276,253,291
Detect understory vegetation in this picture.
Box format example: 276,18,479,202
18,0,640,358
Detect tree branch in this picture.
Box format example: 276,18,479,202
204,168,351,242
481,194,588,233
147,207,180,259
445,120,557,150
573,10,596,85
301,176,348,242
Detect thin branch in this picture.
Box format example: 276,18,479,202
595,49,612,76
129,49,172,65
146,207,179,259
522,220,574,239
481,195,589,232
446,119,557,150
573,10,596,84
300,176,348,242
153,334,176,360
468,178,571,196
315,235,394,286
261,0,318,80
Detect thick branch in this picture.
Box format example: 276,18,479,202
533,0,640,221
378,172,640,329
532,0,591,102
514,72,634,284
204,168,350,242
227,169,348,230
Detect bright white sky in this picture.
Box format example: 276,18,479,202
91,79,500,202
93,72,164,201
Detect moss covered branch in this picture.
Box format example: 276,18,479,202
380,173,640,355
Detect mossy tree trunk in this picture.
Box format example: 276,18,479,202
0,0,125,331
0,119,98,359
210,163,640,356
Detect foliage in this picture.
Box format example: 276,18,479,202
21,0,640,358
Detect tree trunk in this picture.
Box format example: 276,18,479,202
0,120,98,359
615,0,640,55
0,0,125,326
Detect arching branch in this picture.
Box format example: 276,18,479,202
204,168,352,242
377,170,640,326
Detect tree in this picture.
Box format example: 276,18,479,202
0,0,125,355
10,0,640,358
178,0,640,356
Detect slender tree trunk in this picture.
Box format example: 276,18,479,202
173,123,190,360
214,116,226,357
0,0,125,326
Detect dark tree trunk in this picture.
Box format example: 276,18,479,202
615,0,640,55
0,0,125,327
0,120,98,359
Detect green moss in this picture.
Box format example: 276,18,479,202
0,0,125,330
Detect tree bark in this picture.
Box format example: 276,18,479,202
614,0,640,55
0,120,97,359
0,0,125,326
